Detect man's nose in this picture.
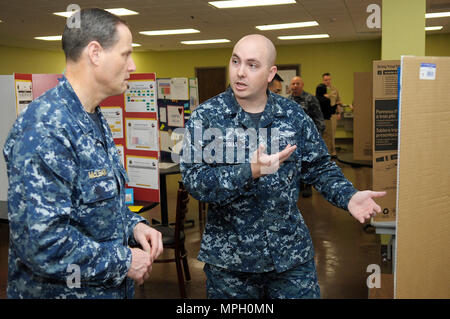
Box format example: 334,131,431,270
129,57,137,73
237,64,245,77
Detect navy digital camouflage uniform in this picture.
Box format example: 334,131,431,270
3,76,146,299
289,91,325,134
180,87,358,298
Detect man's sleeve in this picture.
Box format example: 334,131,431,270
9,135,131,288
299,117,357,210
124,207,150,247
180,112,258,207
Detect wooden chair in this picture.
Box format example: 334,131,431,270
153,181,191,298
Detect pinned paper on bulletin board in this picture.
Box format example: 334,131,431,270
167,105,185,127
189,78,199,111
170,78,189,100
157,78,171,99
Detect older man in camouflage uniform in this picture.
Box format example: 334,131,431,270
3,8,162,299
289,76,325,135
289,76,325,197
180,34,385,299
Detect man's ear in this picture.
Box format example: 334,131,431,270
267,65,278,83
85,41,103,66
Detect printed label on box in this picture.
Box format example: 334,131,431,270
419,63,436,80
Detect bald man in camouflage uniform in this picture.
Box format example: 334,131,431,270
180,34,386,299
3,9,162,299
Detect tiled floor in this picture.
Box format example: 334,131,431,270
0,157,391,299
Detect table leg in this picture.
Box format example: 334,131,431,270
159,174,169,226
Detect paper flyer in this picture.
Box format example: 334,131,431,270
126,155,159,189
101,106,123,139
125,118,158,151
15,80,33,115
125,80,157,112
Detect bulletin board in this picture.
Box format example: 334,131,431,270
395,56,450,298
100,73,160,203
157,77,197,163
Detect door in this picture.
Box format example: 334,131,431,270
195,67,226,104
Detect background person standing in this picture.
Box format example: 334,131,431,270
322,72,342,157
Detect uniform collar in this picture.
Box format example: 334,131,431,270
223,87,285,128
58,75,98,135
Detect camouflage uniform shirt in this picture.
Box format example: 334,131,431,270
180,87,357,273
289,91,325,134
3,76,146,298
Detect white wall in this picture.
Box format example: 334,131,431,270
0,75,16,219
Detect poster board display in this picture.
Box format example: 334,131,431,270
101,73,160,203
353,72,373,161
372,61,400,222
8,72,160,204
394,56,450,299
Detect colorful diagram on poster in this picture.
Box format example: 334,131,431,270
125,118,158,151
101,106,123,139
126,155,159,189
125,80,157,112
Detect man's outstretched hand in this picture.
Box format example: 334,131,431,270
348,190,387,223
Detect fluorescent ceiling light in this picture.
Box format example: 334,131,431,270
425,11,450,18
181,39,230,45
256,21,318,31
209,0,296,9
54,8,138,18
278,34,330,40
53,11,75,18
132,43,141,47
34,35,62,41
425,26,443,31
140,29,200,36
105,8,139,16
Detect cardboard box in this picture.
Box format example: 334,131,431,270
353,72,373,161
372,61,400,222
395,56,450,299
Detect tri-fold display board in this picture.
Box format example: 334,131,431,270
395,56,450,298
5,73,162,203
3,73,199,204
100,73,160,203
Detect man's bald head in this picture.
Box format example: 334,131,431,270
233,34,277,67
290,76,304,96
228,34,278,109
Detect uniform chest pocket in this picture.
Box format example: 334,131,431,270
81,175,118,204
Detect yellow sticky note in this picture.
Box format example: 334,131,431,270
128,206,144,213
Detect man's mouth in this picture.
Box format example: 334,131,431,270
235,81,248,90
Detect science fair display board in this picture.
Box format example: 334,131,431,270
7,72,160,203
100,73,160,203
